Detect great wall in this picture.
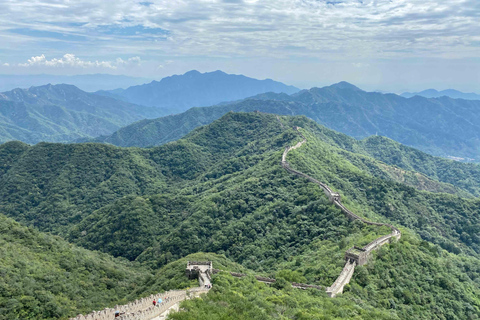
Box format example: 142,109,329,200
70,124,401,319
281,127,401,297
69,263,211,320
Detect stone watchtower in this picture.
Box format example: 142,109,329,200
329,192,341,202
345,247,368,265
186,261,213,279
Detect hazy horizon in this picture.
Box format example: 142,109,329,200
1,70,479,96
0,1,479,93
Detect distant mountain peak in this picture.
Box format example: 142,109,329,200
184,70,201,76
0,84,165,144
25,83,84,96
184,70,228,77
401,88,480,100
329,81,362,91
211,70,227,75
111,70,300,111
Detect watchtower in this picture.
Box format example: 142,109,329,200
186,261,213,279
329,192,341,202
345,246,368,265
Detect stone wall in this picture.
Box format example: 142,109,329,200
69,289,210,320
72,123,403,319
282,126,401,298
325,261,356,297
70,274,210,320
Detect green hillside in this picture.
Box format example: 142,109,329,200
0,213,155,320
95,83,480,162
0,84,165,144
169,233,480,320
2,112,480,319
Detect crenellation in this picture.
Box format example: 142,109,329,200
70,275,209,320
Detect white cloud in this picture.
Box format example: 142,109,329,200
116,56,142,65
2,63,10,67
352,63,370,68
18,54,141,69
157,59,173,69
0,1,479,91
0,0,478,60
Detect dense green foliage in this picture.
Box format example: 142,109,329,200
170,273,398,320
345,234,480,319
0,84,164,144
168,234,480,320
2,112,480,319
97,82,480,162
354,135,480,197
0,141,167,233
143,252,248,295
0,213,155,320
288,127,480,256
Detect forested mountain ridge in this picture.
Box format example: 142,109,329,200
95,82,480,161
401,88,480,100
99,70,299,113
0,84,165,145
2,112,480,319
2,113,480,253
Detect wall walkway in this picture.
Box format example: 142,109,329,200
69,268,210,320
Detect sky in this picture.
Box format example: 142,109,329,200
0,0,479,93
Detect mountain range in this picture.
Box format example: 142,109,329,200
0,73,150,92
0,84,166,144
1,112,480,319
95,81,480,161
401,88,480,100
0,71,301,145
98,70,300,113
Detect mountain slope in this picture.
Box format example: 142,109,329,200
402,88,480,100
0,84,165,144
103,70,299,112
3,113,480,256
0,140,167,233
2,112,480,319
97,82,480,161
0,213,156,320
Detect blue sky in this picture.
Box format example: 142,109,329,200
0,0,479,92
